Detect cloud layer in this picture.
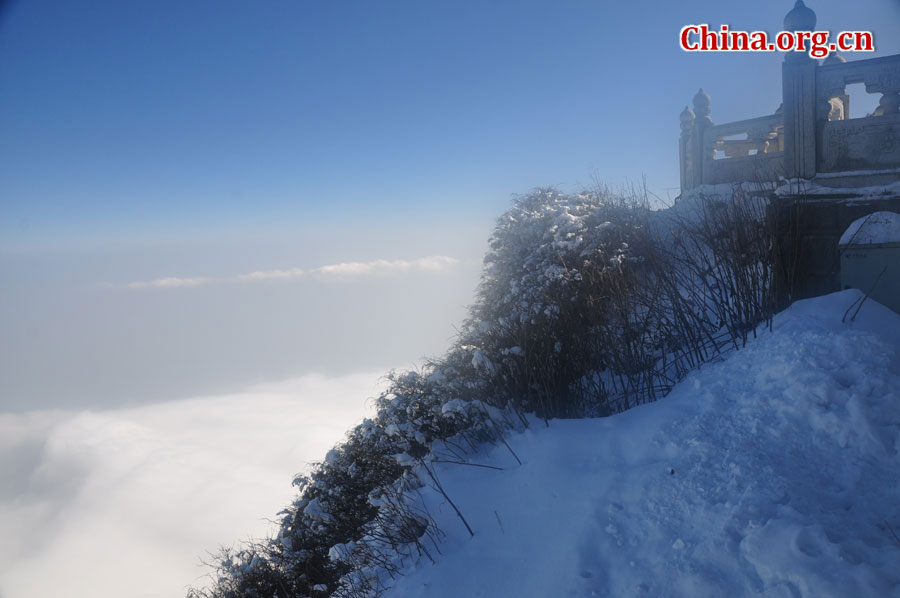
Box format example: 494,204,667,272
126,256,458,289
0,372,383,598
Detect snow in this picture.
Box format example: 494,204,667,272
665,183,772,229
470,349,495,374
775,178,900,198
441,399,468,416
303,497,334,523
839,211,900,246
384,290,900,598
677,182,774,202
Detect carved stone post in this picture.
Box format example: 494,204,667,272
679,106,696,192
823,52,849,121
690,89,712,187
782,0,818,180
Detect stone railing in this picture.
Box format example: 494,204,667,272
816,55,900,173
680,51,900,192
680,104,784,188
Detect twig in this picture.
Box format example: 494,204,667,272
850,265,888,322
430,459,504,471
842,295,863,323
885,520,900,547
496,430,523,466
421,461,474,537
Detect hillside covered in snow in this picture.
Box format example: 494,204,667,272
384,290,900,598
192,188,899,598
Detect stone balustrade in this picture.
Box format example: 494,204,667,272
816,55,900,173
680,103,784,188
679,1,900,193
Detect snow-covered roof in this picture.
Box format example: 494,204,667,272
838,211,900,246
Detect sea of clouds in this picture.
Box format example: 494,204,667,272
0,371,384,598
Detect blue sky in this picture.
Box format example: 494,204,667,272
1,0,899,409
3,0,896,245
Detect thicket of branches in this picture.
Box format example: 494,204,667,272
455,184,776,417
190,183,781,598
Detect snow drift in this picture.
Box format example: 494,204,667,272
384,290,900,598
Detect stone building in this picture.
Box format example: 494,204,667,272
677,1,900,301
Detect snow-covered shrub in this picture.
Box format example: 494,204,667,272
668,186,776,346
189,361,516,598
455,187,660,417
454,184,777,416
589,184,778,408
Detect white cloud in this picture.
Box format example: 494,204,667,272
127,276,213,289
123,256,458,290
0,371,384,598
231,267,305,283
312,256,459,280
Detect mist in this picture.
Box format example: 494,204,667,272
0,220,487,412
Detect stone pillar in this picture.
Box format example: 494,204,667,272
690,89,712,187
782,1,819,180
679,106,695,192
782,56,818,179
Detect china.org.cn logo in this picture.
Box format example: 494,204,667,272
680,25,874,59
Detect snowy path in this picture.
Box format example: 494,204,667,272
385,291,900,598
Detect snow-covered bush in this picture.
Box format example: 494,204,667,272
669,187,775,346
456,187,652,417
189,363,515,598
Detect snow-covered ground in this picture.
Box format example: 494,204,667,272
385,290,900,597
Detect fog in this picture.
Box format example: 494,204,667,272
0,220,487,412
